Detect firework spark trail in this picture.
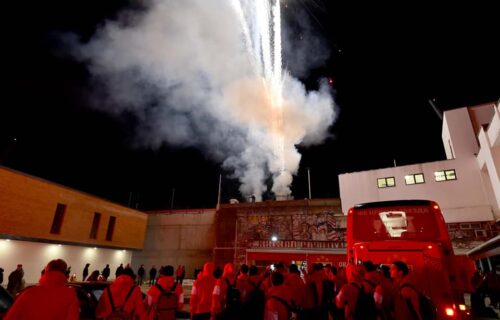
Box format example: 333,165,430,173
234,0,287,181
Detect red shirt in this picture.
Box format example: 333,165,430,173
5,271,79,320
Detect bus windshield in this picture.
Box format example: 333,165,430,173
353,206,441,241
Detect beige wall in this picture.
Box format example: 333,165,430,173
132,209,216,279
0,166,147,249
0,239,132,284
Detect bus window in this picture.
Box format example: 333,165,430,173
353,206,440,241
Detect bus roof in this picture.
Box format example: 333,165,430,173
353,199,434,209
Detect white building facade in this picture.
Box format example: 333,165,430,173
339,101,500,254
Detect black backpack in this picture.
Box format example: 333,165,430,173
104,285,136,320
400,283,437,320
269,296,298,320
351,282,377,320
154,282,178,320
219,277,241,319
244,279,265,319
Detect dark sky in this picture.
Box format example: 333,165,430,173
2,1,499,210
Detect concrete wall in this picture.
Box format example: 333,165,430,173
339,157,494,223
0,239,132,285
132,210,216,279
0,166,147,249
442,108,479,159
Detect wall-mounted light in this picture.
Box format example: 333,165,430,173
271,235,278,242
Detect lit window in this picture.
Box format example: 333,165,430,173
434,169,457,181
50,203,66,234
89,212,101,239
377,177,395,188
106,216,116,241
405,173,425,185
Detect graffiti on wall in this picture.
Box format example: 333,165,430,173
236,212,346,248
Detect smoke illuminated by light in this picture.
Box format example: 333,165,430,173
72,0,336,201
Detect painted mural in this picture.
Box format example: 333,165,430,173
236,212,346,248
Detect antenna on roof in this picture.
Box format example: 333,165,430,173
428,98,443,121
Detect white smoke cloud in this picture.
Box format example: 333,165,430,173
72,0,337,201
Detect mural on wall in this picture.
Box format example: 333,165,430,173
236,212,346,249
447,221,498,249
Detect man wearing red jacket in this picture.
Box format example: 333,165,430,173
144,265,184,320
264,272,294,320
5,259,79,320
191,262,217,320
95,267,145,319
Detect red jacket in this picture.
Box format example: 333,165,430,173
144,276,183,320
284,273,306,308
190,262,216,315
4,271,79,320
95,274,145,319
264,284,294,320
211,263,236,317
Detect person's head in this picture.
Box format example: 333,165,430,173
271,271,284,286
240,264,249,275
249,265,258,276
289,264,300,275
45,259,68,274
16,264,23,270
363,260,377,272
160,265,174,277
85,263,90,267
122,267,135,279
202,262,215,277
222,262,235,277
390,261,409,280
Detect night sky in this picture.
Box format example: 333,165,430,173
2,1,499,210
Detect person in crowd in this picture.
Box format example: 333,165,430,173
176,265,183,284
0,267,4,285
211,262,238,319
4,259,79,320
86,270,100,281
190,262,217,320
95,267,144,319
144,265,184,320
149,265,158,286
264,271,294,320
115,263,124,278
102,264,111,280
236,264,251,302
390,261,421,320
284,264,306,310
7,264,24,296
137,264,145,285
336,263,363,320
82,263,90,282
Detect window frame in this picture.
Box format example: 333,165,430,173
377,177,396,188
50,203,67,234
89,212,101,239
434,169,457,182
404,173,425,185
105,216,116,241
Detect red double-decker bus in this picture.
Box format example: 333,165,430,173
347,199,470,319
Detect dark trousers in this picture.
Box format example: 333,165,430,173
193,313,211,320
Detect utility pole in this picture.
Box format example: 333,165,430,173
217,174,222,207
170,188,175,209
307,167,312,199
428,98,443,121
128,192,133,207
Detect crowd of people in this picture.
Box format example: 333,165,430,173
1,258,499,319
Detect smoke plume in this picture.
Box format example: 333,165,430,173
72,0,337,201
